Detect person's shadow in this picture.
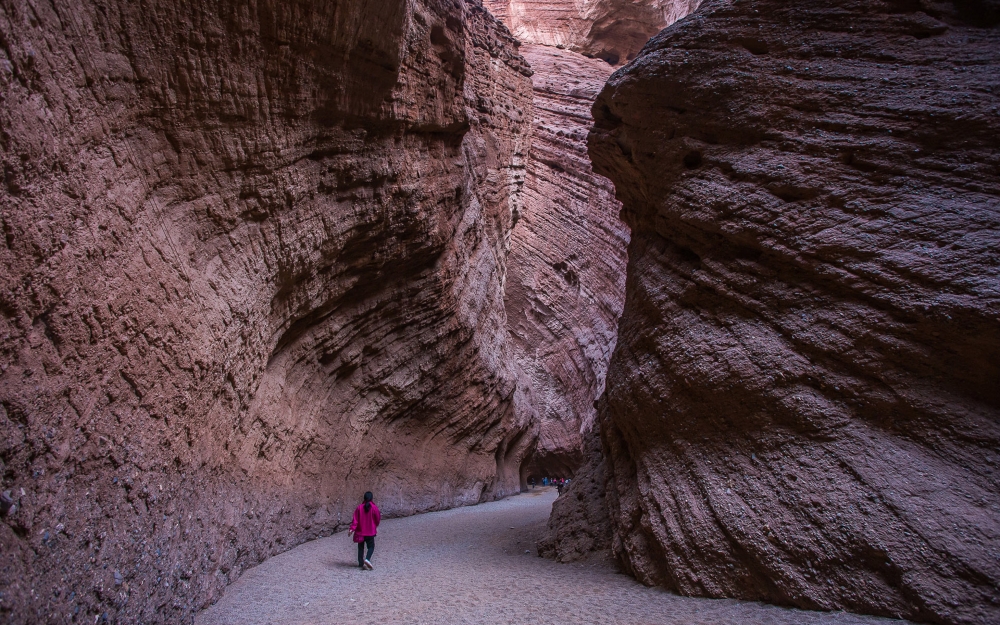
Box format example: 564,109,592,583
331,561,362,569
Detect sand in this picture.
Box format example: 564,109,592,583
195,488,910,625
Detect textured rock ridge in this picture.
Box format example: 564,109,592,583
505,44,628,480
0,0,531,622
585,1,1000,623
485,0,701,65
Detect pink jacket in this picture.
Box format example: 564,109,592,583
349,502,381,539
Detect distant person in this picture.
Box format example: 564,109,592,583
529,477,535,489
349,491,381,570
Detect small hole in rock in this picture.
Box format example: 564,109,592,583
430,25,447,46
596,50,620,65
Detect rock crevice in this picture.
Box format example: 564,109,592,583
504,42,629,482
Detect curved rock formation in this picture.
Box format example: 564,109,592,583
580,1,1000,623
505,44,628,480
485,0,701,65
0,0,531,622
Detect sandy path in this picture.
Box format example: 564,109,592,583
196,488,908,625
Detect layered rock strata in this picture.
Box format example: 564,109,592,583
0,0,531,622
485,0,701,65
504,44,628,480
488,1,701,481
578,1,1000,623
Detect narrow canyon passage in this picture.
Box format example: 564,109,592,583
195,489,906,625
1,0,997,623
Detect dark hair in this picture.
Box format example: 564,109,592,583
363,491,373,512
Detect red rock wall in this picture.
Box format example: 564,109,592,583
487,1,701,481
0,0,531,622
485,0,701,64
584,1,1000,623
505,44,628,479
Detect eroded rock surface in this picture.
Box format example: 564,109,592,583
535,428,612,561
580,1,1000,623
0,0,531,622
485,0,701,64
505,44,628,479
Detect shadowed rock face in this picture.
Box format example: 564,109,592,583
580,0,1000,623
485,0,701,65
0,0,531,622
505,44,628,481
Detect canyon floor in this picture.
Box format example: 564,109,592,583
195,488,911,625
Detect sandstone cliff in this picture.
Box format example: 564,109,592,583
488,0,698,537
486,0,697,540
505,44,628,480
485,0,701,65
0,0,531,622
581,0,1000,623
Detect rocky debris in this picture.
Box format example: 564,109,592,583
505,44,629,481
0,0,531,623
485,0,701,65
580,0,1000,623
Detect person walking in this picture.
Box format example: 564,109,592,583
348,491,381,570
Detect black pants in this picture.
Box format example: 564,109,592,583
357,535,375,567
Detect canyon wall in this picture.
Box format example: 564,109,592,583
489,0,701,480
505,44,628,479
0,0,532,622
485,0,701,65
578,0,1000,623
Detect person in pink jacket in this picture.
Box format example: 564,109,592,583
348,491,381,570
